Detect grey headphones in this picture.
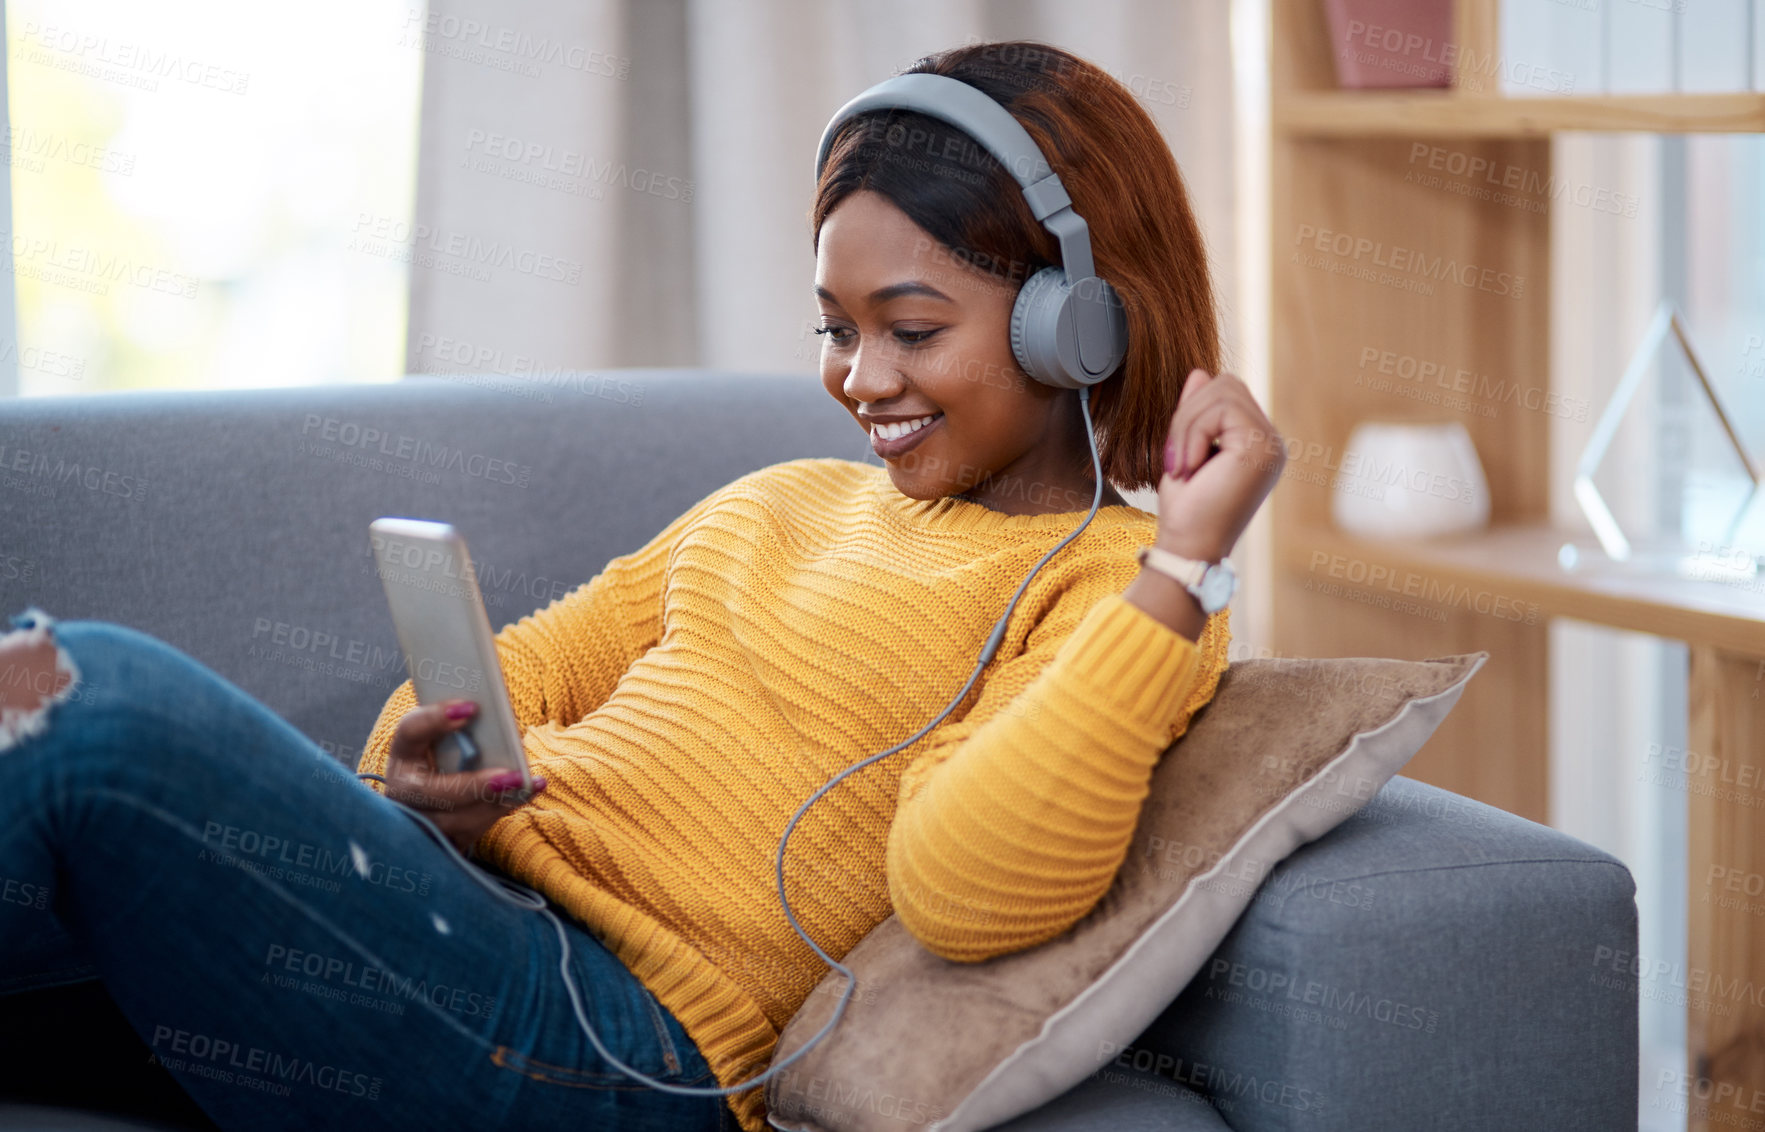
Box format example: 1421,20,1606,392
814,72,1128,391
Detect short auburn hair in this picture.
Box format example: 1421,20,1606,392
809,39,1221,494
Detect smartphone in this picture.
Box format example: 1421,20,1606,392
367,517,530,787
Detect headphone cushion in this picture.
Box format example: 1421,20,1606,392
1009,267,1071,388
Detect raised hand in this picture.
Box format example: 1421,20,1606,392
1154,368,1285,562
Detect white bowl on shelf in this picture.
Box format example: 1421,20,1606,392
1331,419,1490,539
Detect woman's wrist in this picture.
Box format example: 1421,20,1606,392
1153,528,1229,564
1122,559,1207,642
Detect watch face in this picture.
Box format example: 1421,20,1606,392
1198,561,1237,611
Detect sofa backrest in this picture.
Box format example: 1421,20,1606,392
0,370,871,764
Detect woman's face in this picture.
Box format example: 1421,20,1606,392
814,189,1103,512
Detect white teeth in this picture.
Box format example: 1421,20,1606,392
874,415,937,442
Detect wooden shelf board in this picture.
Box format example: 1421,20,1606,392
1275,91,1765,137
1280,522,1765,655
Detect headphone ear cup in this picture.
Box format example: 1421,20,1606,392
1010,267,1128,390
1009,267,1072,388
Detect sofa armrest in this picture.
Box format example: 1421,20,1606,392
1126,775,1638,1132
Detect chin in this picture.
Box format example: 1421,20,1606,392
883,463,958,501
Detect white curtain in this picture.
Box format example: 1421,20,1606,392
402,0,1239,383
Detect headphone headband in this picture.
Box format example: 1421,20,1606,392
814,72,1093,282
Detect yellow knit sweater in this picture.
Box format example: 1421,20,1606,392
358,456,1229,1132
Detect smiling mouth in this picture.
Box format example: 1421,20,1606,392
868,412,942,442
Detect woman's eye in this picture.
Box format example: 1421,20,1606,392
811,325,940,347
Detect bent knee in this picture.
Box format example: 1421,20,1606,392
0,608,83,752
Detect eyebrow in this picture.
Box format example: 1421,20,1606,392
812,280,955,305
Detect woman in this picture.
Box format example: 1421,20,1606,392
0,39,1282,1132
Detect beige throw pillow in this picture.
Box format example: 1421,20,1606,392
763,650,1488,1132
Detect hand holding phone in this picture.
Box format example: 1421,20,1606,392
368,518,530,781
383,698,547,856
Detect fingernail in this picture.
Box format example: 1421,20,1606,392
445,701,476,719
485,770,522,790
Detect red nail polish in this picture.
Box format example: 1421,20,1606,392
445,701,476,719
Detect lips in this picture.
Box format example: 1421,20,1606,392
868,413,943,460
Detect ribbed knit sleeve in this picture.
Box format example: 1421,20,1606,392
885,568,1231,964
356,475,743,786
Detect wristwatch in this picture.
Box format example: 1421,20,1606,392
1136,544,1238,614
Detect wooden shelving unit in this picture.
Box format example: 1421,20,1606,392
1275,90,1765,136
1267,2,1765,1125
1285,523,1765,654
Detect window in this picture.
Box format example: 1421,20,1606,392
1552,131,1765,1132
5,0,424,395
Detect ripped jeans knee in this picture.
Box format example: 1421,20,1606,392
0,607,83,754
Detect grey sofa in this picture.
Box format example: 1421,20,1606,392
0,371,1639,1131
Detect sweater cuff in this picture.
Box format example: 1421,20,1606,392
1053,592,1202,726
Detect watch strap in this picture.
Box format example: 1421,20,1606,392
1136,544,1208,588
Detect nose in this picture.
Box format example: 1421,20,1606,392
842,337,907,406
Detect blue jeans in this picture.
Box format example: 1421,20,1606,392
0,610,740,1131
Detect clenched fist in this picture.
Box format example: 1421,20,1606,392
1154,368,1285,562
